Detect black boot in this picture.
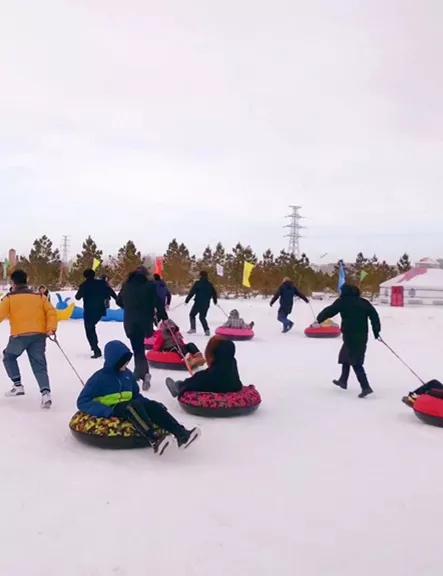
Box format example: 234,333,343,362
333,364,350,389
176,427,201,449
91,348,102,359
165,377,183,398
333,379,347,390
354,365,373,398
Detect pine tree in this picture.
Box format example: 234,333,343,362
110,241,143,286
19,236,61,290
69,236,103,287
250,249,278,296
163,239,193,293
397,253,412,273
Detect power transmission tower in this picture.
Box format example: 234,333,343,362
61,235,70,264
284,206,304,257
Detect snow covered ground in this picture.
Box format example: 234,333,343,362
1,296,443,576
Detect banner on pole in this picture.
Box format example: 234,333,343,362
337,261,346,292
216,263,224,277
360,270,368,282
242,262,255,288
154,257,164,277
92,258,101,271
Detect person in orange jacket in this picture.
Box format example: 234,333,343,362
0,270,58,408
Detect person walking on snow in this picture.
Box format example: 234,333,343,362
117,266,167,389
0,269,57,408
153,273,172,310
270,277,309,333
75,269,116,358
316,283,381,398
185,270,218,336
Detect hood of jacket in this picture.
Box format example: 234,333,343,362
340,284,361,298
213,339,236,363
103,340,133,371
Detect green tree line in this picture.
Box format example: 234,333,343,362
4,235,412,297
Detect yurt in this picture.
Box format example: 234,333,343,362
379,268,443,306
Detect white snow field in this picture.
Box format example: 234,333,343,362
1,297,443,576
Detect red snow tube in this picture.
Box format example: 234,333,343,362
304,325,341,339
413,395,443,427
147,350,188,371
179,385,261,417
215,327,254,341
144,336,155,350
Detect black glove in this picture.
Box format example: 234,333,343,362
374,332,381,340
113,402,131,418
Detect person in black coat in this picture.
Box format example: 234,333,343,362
317,283,381,398
165,337,243,397
75,269,116,358
270,277,309,332
185,270,218,336
116,266,167,388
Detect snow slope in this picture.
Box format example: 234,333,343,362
1,297,443,576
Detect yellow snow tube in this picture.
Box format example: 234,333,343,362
57,303,75,321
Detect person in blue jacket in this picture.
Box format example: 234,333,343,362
270,277,309,332
77,340,201,455
153,274,172,310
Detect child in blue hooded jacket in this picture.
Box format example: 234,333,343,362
77,340,200,455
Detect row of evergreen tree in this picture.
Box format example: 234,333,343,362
1,235,413,297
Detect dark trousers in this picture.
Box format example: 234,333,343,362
338,363,371,391
412,379,443,396
127,325,150,380
277,307,292,328
3,334,50,392
190,304,209,332
84,317,100,352
122,397,187,443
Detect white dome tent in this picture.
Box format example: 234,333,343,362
379,268,443,306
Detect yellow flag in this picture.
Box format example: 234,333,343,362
242,261,255,288
92,258,101,271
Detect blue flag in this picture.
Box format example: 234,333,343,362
338,261,346,292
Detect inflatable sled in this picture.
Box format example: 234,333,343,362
57,303,75,321
215,327,255,341
147,350,188,371
69,411,165,449
179,385,261,417
55,294,124,322
305,320,341,339
144,332,158,350
413,395,443,427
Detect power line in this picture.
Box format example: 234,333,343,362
284,205,304,257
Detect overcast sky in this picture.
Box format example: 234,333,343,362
0,0,441,264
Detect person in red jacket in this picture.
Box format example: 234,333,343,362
153,320,205,371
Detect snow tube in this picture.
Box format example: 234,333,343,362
147,350,188,371
69,411,165,449
144,332,158,350
305,323,341,338
413,395,443,427
215,327,255,341
179,385,261,417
